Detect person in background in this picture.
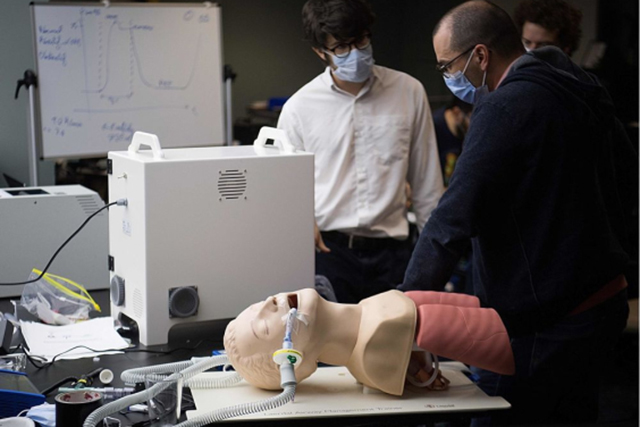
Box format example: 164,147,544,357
432,97,474,295
400,1,636,424
432,97,473,187
514,0,582,55
278,0,443,304
515,0,640,322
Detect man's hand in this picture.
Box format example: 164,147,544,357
315,222,331,253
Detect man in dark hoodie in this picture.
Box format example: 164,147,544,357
399,1,637,424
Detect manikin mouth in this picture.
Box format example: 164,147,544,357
287,293,299,310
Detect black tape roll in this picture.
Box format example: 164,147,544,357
55,390,104,427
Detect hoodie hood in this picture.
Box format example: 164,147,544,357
502,46,616,130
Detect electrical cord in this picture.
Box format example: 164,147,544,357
40,367,104,395
40,376,79,396
0,198,127,286
22,340,210,370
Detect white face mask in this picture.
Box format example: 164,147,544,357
330,45,375,83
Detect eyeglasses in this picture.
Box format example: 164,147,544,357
436,45,476,78
324,33,372,59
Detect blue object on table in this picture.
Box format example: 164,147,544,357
268,97,289,111
0,369,46,418
211,350,228,371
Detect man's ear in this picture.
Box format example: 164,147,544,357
475,44,491,72
312,47,326,62
313,47,334,68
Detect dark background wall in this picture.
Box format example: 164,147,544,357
0,0,636,185
214,0,604,122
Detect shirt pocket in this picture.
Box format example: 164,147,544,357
366,116,411,166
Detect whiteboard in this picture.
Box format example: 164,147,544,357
32,3,225,159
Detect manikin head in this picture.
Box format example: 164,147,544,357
223,288,360,390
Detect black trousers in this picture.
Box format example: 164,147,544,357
471,289,629,426
316,231,413,304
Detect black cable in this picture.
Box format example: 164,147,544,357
122,340,206,355
0,201,120,286
24,340,209,370
39,366,105,395
40,376,78,396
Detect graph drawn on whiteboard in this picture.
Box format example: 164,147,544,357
32,4,225,158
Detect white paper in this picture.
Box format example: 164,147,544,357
20,317,129,362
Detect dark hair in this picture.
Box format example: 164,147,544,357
434,1,524,59
514,0,582,55
302,0,375,49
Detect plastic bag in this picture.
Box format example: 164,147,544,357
19,268,101,325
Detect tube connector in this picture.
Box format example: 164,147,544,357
279,362,297,388
116,198,128,206
272,348,303,367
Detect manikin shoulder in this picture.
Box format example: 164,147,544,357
346,290,416,396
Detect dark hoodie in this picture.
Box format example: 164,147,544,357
400,47,637,337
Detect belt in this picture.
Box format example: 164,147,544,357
321,231,406,251
569,274,628,316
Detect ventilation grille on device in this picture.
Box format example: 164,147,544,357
217,169,247,200
133,288,144,318
76,195,102,216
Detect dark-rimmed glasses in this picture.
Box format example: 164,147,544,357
324,33,372,59
436,45,476,78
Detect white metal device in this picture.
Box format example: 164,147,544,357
108,129,314,345
0,185,108,298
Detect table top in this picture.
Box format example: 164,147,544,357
1,290,508,426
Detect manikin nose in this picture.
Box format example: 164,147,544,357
257,297,280,315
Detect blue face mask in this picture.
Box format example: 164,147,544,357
443,50,488,104
330,45,374,83
26,402,56,427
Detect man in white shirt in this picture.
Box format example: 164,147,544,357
278,0,443,303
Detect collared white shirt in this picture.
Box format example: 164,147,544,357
278,65,443,238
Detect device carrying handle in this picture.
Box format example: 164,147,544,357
253,127,296,154
128,131,165,159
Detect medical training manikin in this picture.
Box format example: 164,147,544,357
82,289,515,427
224,288,515,396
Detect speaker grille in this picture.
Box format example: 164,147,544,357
218,169,247,200
169,286,199,318
133,288,144,318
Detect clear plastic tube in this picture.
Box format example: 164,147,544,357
84,310,301,427
119,356,242,389
186,373,242,389
82,355,228,427
173,385,296,427
406,352,441,388
120,360,196,384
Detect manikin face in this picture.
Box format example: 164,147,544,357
224,288,321,389
237,289,318,349
522,21,564,53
